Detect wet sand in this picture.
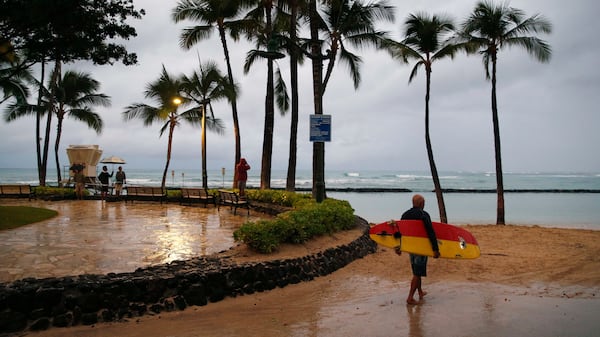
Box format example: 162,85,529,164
1,199,599,336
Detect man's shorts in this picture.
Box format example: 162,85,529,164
410,254,428,277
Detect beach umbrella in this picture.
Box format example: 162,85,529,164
100,156,126,171
100,155,126,164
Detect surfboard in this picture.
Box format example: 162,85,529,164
369,219,480,259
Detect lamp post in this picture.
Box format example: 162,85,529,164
160,96,182,190
221,167,225,188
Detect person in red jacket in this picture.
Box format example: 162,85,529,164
235,158,250,197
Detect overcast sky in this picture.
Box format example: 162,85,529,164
1,0,599,175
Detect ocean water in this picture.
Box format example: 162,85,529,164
1,168,599,229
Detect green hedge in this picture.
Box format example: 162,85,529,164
245,189,311,207
33,186,79,198
233,194,356,253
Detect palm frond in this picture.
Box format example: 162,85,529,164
205,116,226,135
408,61,425,83
274,67,289,114
243,49,264,73
338,47,361,89
158,120,170,138
504,36,552,63
3,102,42,122
180,26,214,50
122,103,161,126
179,107,203,126
69,108,103,133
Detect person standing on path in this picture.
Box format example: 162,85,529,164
235,158,250,197
114,166,126,197
98,166,113,200
397,194,440,305
74,166,86,200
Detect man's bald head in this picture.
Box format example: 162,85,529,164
412,194,425,209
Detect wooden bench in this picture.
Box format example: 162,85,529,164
180,188,216,207
217,190,249,215
0,184,33,200
126,186,166,204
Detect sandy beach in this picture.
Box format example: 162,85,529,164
20,222,600,337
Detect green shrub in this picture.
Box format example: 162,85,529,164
167,189,181,198
233,196,355,253
233,219,284,253
245,189,311,207
33,186,78,198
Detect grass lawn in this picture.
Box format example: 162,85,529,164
0,205,58,230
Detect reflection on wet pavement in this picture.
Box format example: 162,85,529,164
0,199,267,283
310,278,600,337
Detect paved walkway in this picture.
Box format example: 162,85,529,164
0,199,265,283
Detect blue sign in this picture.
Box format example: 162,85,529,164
310,114,331,142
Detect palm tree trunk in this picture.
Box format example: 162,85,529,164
54,115,63,186
261,3,275,190
41,59,61,186
201,106,208,189
218,24,242,189
309,0,325,202
261,58,275,189
36,61,45,186
425,66,447,223
321,37,339,95
491,55,505,225
161,117,176,191
286,1,299,192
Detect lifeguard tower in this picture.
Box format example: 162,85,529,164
66,145,103,185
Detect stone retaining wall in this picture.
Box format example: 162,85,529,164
0,217,376,334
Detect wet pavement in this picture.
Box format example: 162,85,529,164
0,199,266,283
4,199,600,337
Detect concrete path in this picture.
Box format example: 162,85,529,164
0,199,265,283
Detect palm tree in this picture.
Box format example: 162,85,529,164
172,0,255,188
306,0,394,201
307,0,325,201
461,1,552,224
123,65,199,190
279,0,306,192
319,0,394,94
3,60,48,186
386,12,458,224
52,71,109,184
244,0,289,190
180,60,230,188
4,69,108,185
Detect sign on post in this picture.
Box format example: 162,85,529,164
310,114,331,142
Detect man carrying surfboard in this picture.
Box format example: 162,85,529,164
398,194,440,305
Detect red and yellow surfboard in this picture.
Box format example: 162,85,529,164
369,220,480,259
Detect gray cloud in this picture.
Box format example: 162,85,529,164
1,0,598,176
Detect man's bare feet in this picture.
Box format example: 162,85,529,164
406,298,419,305
419,291,428,299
